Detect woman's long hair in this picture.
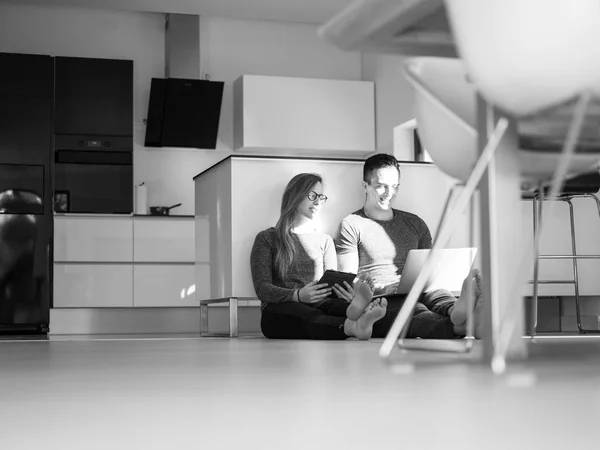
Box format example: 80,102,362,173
273,173,323,280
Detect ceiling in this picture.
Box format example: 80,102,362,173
1,0,356,24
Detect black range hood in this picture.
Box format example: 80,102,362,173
144,77,224,149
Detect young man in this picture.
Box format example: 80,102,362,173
334,153,482,338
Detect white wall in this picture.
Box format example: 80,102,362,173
142,16,363,214
361,53,416,160
0,3,363,215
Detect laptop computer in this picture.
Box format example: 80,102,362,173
390,247,478,296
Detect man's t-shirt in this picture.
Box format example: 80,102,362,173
334,208,432,295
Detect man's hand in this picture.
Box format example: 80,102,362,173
298,281,332,304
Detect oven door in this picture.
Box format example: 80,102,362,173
54,151,133,214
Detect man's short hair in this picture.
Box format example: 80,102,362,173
363,153,400,183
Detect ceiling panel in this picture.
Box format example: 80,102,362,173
0,0,356,24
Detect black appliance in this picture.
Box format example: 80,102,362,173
54,139,133,214
54,56,134,214
0,52,53,335
145,78,224,149
0,188,49,333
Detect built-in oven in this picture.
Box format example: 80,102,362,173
53,134,133,214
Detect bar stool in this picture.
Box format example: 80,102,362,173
526,172,600,335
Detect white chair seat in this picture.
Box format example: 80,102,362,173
444,0,600,116
404,57,600,186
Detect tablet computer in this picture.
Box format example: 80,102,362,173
317,270,357,299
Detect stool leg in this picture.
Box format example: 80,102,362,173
531,192,542,337
566,199,584,333
200,304,209,336
584,193,600,219
229,298,239,338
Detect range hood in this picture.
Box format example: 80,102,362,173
144,14,224,149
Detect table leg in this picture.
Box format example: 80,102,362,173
477,98,528,368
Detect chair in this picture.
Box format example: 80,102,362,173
439,0,600,366
524,172,600,335
379,56,600,360
444,0,600,118
403,57,600,186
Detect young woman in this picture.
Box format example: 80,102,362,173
250,173,387,340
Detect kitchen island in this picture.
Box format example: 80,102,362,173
193,154,469,334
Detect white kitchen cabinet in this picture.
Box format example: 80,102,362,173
234,75,376,157
54,216,133,262
133,217,194,262
53,263,133,307
133,264,197,307
53,215,199,308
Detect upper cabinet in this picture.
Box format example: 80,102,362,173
0,53,53,166
233,75,376,158
54,56,133,138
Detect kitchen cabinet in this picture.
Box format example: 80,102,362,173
54,215,133,262
53,264,133,308
54,56,133,137
234,75,376,158
53,215,199,308
133,217,194,262
133,264,197,307
0,53,53,165
0,53,53,203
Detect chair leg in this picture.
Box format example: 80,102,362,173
379,117,510,359
433,182,464,247
566,199,582,331
565,198,585,333
397,185,470,344
531,191,543,337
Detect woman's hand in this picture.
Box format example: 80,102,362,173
298,281,331,304
331,281,354,302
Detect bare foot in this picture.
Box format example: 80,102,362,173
349,298,388,340
346,279,374,321
450,269,481,326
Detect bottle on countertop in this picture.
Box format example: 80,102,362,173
134,182,148,215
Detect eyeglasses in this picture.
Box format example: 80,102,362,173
307,191,328,203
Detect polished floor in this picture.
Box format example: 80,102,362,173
1,336,599,450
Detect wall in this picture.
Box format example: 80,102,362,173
0,2,365,215
139,16,363,214
0,3,164,130
361,53,416,160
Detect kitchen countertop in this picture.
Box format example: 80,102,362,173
192,153,433,181
54,213,194,218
